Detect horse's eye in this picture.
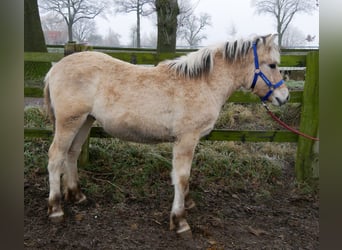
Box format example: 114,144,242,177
269,64,276,69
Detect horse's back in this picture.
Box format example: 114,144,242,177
46,51,131,102
47,51,131,82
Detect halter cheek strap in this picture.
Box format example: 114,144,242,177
251,42,284,102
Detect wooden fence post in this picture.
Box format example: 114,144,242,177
78,135,90,168
295,51,319,183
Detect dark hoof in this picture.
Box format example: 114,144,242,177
65,188,87,204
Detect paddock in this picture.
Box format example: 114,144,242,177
24,44,318,248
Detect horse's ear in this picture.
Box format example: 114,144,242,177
265,34,278,44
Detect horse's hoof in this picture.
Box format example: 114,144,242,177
177,227,193,240
65,188,87,204
176,219,191,234
75,193,87,204
49,210,64,223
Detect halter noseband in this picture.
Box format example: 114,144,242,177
250,42,285,102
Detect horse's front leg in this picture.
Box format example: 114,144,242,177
170,134,198,235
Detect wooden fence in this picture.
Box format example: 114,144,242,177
24,45,319,182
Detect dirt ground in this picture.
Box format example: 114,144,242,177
24,162,319,250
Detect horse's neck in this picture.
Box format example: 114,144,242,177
208,57,247,106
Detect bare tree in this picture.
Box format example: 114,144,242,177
177,0,197,27
102,29,121,46
73,19,97,43
87,34,104,45
40,13,68,44
141,31,157,48
282,25,306,47
129,25,138,47
178,12,211,47
114,0,154,48
39,0,106,42
252,0,317,47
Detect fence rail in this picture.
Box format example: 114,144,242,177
24,45,319,182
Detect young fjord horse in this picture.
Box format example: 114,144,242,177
44,34,289,235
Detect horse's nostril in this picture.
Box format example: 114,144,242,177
276,97,287,106
286,94,290,101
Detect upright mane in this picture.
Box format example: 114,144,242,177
166,47,214,79
166,35,279,79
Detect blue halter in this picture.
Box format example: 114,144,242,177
250,42,285,102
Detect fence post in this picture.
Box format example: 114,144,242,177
295,51,319,183
78,135,90,168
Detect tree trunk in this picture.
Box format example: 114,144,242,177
156,0,179,53
276,15,282,47
24,0,47,52
67,0,74,42
68,23,73,42
137,2,141,48
24,0,49,87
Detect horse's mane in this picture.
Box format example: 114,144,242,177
166,35,277,79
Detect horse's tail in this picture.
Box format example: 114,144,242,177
44,71,55,131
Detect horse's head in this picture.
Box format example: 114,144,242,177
249,34,289,106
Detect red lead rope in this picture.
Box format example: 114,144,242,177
262,102,320,141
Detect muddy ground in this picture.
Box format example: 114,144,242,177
24,165,318,250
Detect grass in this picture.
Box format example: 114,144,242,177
285,80,304,90
24,106,51,128
24,103,316,204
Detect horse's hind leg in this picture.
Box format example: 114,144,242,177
62,116,95,203
170,133,199,236
47,114,89,221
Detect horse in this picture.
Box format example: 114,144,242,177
44,34,289,236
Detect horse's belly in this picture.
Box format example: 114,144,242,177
102,121,176,144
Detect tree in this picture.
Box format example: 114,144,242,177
114,0,154,48
40,13,68,44
141,31,158,48
252,0,317,47
25,0,47,52
102,29,121,47
178,12,211,48
73,19,96,43
177,0,197,27
39,0,106,42
155,0,179,53
87,34,104,45
282,25,306,47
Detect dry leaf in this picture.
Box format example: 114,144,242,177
130,223,138,230
247,226,268,236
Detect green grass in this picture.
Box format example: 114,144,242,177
24,103,312,203
24,106,51,128
285,80,304,90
